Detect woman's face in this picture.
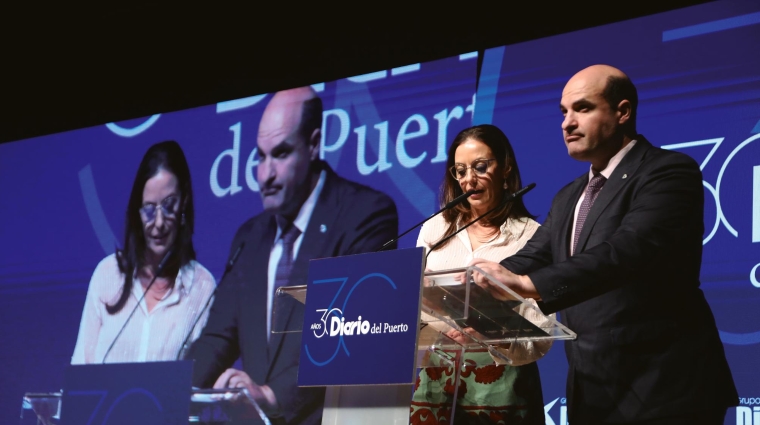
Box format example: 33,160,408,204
140,168,181,262
453,138,508,213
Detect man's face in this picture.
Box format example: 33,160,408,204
257,119,315,218
559,75,621,165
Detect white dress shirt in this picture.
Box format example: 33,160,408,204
71,254,216,364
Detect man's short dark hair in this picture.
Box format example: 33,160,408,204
602,75,638,136
298,96,323,140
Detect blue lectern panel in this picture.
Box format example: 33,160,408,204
298,247,425,386
61,361,192,425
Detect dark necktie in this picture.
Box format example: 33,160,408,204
274,221,302,292
573,173,607,255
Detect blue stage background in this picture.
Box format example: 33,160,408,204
0,1,758,424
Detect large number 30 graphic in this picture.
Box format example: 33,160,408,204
312,307,343,339
66,389,163,425
663,133,760,295
661,133,760,247
304,273,396,367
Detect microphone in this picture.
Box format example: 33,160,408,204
377,189,477,251
506,182,536,201
444,189,479,210
426,183,536,258
102,248,174,363
175,242,245,360
224,242,245,273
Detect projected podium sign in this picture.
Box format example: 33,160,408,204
297,247,425,386
60,361,192,425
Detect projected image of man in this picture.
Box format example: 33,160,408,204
187,87,399,425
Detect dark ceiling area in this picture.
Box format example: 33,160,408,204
0,1,711,144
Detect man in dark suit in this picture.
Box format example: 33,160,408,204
470,65,737,424
187,87,398,425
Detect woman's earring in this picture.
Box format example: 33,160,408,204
181,213,186,225
503,181,508,190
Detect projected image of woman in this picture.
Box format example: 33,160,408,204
72,141,215,364
411,125,551,424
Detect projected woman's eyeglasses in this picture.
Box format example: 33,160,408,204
139,195,180,223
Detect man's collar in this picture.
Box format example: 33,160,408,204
276,169,327,237
590,139,638,180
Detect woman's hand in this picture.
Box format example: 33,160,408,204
444,327,488,344
445,327,471,344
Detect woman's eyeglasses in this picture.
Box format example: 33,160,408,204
140,195,180,223
449,158,497,180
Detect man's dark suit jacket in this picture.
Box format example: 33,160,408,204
187,165,398,425
501,137,737,423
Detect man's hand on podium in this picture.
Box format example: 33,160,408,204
214,368,277,412
467,259,539,300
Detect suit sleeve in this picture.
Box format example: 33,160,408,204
267,351,324,424
186,237,242,387
343,190,399,254
531,154,703,313
500,205,555,275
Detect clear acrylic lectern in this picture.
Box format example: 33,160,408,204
272,265,576,425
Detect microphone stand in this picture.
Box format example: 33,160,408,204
376,189,476,251
426,183,536,259
175,242,246,360
102,248,174,363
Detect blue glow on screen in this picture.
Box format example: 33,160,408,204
1,1,759,423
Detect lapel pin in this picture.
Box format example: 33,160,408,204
320,224,327,233
622,173,628,179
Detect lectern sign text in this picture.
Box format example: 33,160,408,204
298,247,425,386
